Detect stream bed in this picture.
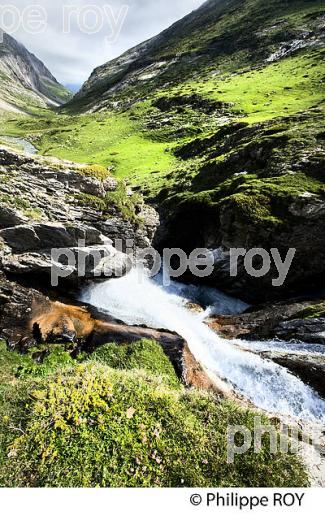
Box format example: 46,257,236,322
81,267,325,424
0,135,37,155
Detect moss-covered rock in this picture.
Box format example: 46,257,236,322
89,340,181,390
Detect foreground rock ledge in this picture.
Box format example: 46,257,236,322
0,274,230,396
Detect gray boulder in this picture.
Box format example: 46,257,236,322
0,205,28,229
1,244,130,286
0,223,103,253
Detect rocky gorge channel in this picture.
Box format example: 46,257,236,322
0,140,324,484
0,143,323,405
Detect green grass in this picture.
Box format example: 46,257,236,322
89,340,182,390
0,110,177,182
0,340,308,487
153,98,325,221
163,51,324,124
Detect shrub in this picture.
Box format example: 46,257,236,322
80,164,110,180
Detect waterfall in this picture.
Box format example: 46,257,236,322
81,267,325,423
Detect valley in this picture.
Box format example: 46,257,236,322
0,0,324,489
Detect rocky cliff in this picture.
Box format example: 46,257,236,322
0,147,158,292
0,32,71,112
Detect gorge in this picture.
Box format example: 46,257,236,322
0,0,324,488
82,268,325,423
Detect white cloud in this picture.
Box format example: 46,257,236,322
3,0,204,87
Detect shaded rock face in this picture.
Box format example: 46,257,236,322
207,299,325,345
273,318,325,344
0,206,27,229
154,114,325,303
0,273,38,347
0,31,71,110
156,199,325,303
0,149,158,287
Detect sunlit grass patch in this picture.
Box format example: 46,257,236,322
164,51,324,123
0,110,177,182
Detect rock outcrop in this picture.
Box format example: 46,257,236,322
0,148,158,287
207,299,325,344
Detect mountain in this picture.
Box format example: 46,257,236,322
0,32,71,112
63,0,325,301
68,0,324,112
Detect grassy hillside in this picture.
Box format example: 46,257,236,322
166,50,324,123
0,110,176,181
67,0,324,112
0,0,324,298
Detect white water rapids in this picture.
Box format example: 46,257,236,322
81,268,325,424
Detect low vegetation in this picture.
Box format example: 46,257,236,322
0,340,309,487
0,110,177,183
165,50,324,123
293,302,325,320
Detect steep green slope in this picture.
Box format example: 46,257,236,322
66,0,324,113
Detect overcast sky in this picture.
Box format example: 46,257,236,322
4,0,205,89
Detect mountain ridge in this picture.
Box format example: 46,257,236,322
67,0,324,112
0,31,71,112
